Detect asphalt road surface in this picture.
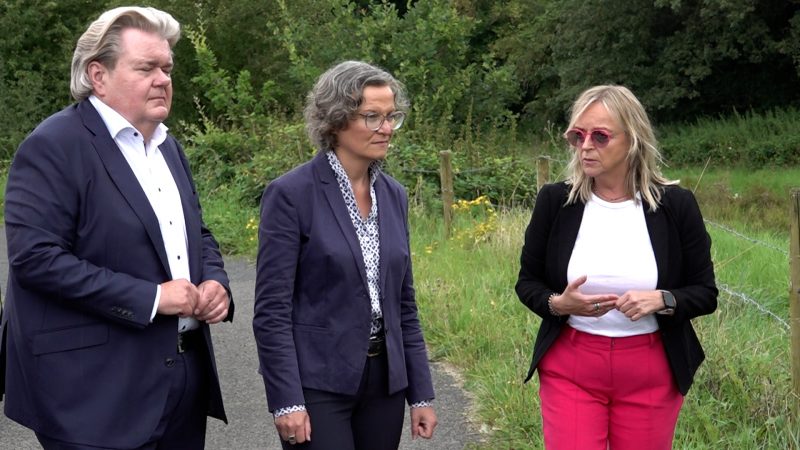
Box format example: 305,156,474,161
0,233,481,449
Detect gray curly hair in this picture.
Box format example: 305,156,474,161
70,6,180,101
304,60,409,152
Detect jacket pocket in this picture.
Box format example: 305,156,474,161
293,322,329,334
32,323,109,355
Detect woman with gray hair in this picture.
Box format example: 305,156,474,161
516,85,717,449
253,60,437,449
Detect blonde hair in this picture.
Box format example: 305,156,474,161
564,85,677,211
70,6,180,101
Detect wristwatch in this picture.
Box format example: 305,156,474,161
657,290,676,315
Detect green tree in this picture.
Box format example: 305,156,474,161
0,0,106,160
495,0,800,127
266,0,519,143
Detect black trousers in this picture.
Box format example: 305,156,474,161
282,351,406,450
37,332,210,450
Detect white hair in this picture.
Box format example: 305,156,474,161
70,6,180,101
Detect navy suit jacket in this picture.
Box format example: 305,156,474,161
253,152,434,412
515,182,718,395
0,100,232,447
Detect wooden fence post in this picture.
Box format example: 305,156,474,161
439,150,454,239
790,189,800,413
537,156,550,191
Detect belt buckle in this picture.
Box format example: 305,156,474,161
177,333,187,354
367,336,384,357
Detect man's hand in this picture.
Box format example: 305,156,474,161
195,280,229,323
274,411,311,445
410,406,437,440
158,279,200,317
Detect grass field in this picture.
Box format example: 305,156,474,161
407,167,800,449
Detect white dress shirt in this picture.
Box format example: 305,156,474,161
89,95,197,332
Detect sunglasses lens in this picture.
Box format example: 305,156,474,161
591,131,610,148
565,130,584,147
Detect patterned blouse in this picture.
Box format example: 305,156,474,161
326,150,384,336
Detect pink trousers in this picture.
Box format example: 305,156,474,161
538,325,684,450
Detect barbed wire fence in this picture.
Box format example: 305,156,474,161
718,284,790,331
704,219,789,257
701,219,791,332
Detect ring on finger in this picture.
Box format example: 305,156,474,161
287,435,297,445
593,302,600,312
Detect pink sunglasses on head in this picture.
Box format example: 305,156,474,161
563,128,614,149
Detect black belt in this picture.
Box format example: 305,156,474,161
367,334,385,357
177,329,203,353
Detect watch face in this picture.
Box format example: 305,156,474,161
662,291,676,308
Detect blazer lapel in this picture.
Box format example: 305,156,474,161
314,153,370,289
79,100,172,277
375,174,392,295
556,201,585,285
644,200,669,287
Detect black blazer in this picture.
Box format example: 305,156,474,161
515,182,717,395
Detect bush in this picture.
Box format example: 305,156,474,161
0,0,104,160
184,19,535,214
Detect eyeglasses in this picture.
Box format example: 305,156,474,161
564,128,615,149
358,111,406,131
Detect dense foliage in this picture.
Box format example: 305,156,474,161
0,0,92,159
494,0,800,125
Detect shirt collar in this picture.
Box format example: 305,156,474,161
88,95,168,147
325,150,381,186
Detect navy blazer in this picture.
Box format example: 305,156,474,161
0,100,232,447
515,182,718,395
253,152,434,411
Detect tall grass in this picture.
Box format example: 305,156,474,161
667,167,800,236
409,183,799,448
410,210,540,447
659,107,800,167
199,185,260,258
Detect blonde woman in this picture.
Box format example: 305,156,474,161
516,85,717,449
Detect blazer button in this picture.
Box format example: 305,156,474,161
165,358,175,368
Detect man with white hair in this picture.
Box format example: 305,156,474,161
0,6,233,449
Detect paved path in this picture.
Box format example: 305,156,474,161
0,233,480,449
